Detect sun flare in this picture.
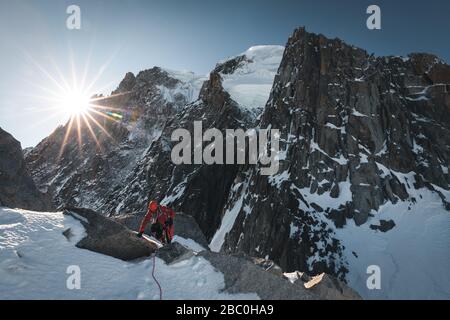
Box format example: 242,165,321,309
61,89,91,116
22,53,130,160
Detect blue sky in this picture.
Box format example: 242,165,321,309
0,0,449,147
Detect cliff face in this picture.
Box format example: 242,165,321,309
211,27,450,280
0,128,52,211
263,27,450,225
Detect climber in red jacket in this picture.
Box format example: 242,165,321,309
136,200,175,244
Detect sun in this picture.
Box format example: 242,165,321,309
22,54,130,159
61,89,91,116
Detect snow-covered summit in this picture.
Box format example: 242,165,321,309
219,45,285,112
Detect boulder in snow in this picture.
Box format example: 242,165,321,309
156,242,194,265
64,207,157,261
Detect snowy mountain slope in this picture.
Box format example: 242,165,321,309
218,45,284,113
0,207,258,300
336,185,450,299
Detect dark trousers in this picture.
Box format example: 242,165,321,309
151,222,164,241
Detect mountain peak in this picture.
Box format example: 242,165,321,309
214,45,285,112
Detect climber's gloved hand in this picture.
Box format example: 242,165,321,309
136,232,143,238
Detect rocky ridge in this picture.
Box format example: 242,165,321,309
0,128,52,211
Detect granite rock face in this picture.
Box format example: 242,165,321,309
215,27,450,279
0,128,52,211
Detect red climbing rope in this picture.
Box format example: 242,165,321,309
151,253,162,300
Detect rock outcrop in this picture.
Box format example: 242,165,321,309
201,251,360,300
0,128,52,211
157,242,195,264
64,206,157,260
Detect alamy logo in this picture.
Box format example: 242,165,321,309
171,121,280,175
66,5,81,30
366,5,381,30
366,265,381,290
66,265,81,290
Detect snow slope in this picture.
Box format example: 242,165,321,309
336,186,450,299
0,207,258,300
220,45,284,111
208,168,450,299
209,181,248,252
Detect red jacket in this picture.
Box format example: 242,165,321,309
138,204,175,241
